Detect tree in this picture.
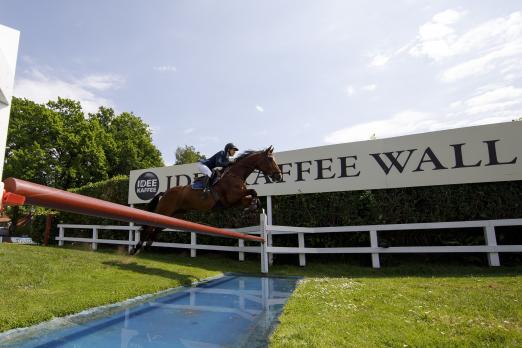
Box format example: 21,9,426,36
5,97,108,189
88,107,164,176
175,145,206,164
4,97,164,189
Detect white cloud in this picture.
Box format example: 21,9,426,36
345,84,376,96
255,105,264,112
370,53,390,67
432,9,464,25
451,85,522,116
14,68,123,114
441,39,522,82
408,10,522,82
81,74,124,91
362,84,377,91
199,135,219,143
409,9,465,60
324,111,439,143
153,65,177,72
183,128,195,134
323,101,519,145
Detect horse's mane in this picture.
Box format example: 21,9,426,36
234,150,263,162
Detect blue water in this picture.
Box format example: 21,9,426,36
2,275,299,348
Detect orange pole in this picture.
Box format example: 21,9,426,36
3,178,263,242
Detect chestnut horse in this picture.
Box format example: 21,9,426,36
129,146,282,255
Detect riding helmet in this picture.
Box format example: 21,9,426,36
224,143,239,152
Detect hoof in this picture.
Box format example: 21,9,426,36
129,241,143,256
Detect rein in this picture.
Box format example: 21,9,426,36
222,151,262,181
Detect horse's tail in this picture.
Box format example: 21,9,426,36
146,192,164,212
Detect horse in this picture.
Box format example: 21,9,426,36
129,146,282,255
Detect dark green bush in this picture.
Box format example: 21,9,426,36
43,178,521,254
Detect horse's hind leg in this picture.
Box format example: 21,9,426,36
129,188,186,256
143,189,185,247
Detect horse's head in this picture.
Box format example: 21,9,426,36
255,146,282,182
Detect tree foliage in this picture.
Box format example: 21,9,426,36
4,97,164,189
175,145,206,165
89,107,164,177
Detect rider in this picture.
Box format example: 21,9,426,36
198,143,239,191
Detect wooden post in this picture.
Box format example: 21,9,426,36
43,214,52,246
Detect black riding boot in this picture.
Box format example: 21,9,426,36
203,175,211,192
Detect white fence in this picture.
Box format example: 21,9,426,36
56,214,522,273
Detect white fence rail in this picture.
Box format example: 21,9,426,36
56,215,522,273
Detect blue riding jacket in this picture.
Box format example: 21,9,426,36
200,150,232,170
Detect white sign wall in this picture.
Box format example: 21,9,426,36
129,121,522,204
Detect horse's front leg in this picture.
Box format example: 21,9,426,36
129,225,155,255
238,189,260,212
246,189,258,197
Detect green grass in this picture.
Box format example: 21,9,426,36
0,243,259,331
1,244,521,347
269,265,522,348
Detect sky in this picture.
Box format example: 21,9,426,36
1,0,521,165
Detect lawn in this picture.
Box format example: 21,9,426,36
269,266,522,347
1,243,521,347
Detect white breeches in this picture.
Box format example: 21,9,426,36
197,163,212,177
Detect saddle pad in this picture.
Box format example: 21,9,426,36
191,180,205,190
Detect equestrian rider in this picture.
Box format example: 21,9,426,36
197,143,238,190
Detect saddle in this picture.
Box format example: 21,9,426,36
191,169,222,190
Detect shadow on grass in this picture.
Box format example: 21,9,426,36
102,260,195,286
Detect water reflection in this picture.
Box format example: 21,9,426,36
2,275,299,348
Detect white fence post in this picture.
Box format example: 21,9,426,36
260,212,269,273
58,226,64,246
92,228,98,251
128,229,133,252
298,232,306,266
190,232,197,258
238,239,245,261
267,233,274,266
369,230,380,268
128,220,135,253
267,195,274,265
484,225,500,266
266,195,273,225
266,196,274,265
135,229,141,247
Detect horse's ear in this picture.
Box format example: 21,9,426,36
267,145,273,154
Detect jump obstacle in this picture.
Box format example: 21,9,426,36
1,177,264,242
